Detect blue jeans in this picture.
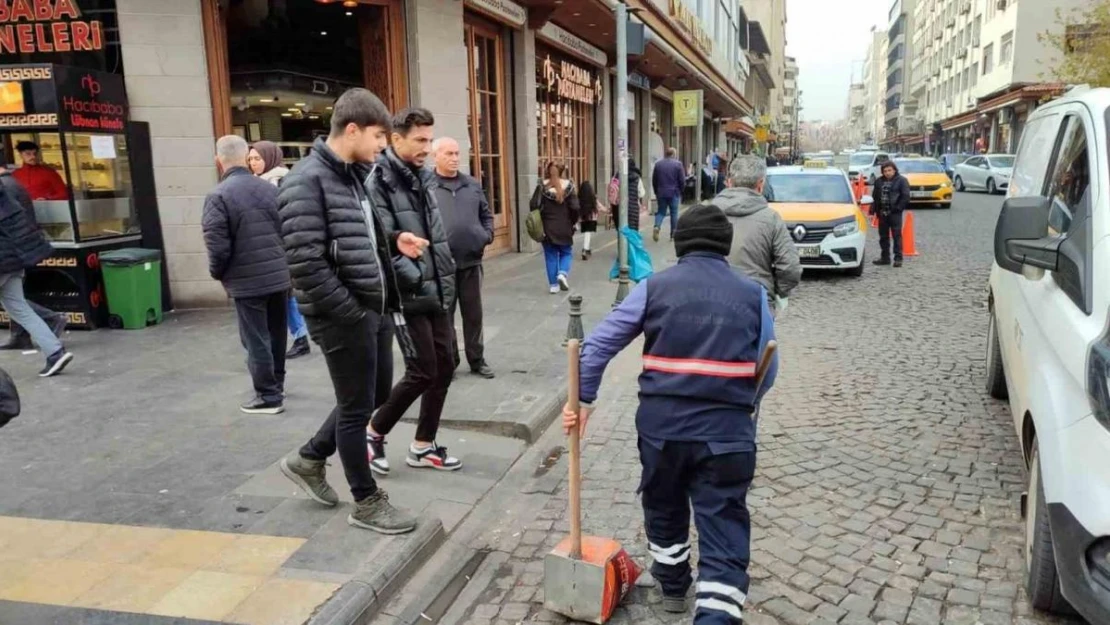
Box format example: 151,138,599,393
654,196,681,233
287,295,307,340
0,271,61,357
542,242,573,286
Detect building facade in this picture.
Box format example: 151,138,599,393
862,27,888,145
0,0,753,308
883,0,921,151
780,55,798,153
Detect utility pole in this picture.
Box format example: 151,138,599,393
613,0,630,306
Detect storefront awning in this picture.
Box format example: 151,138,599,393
724,119,754,137
940,110,978,131
977,83,1065,113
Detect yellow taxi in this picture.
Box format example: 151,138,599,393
893,157,953,208
764,161,871,276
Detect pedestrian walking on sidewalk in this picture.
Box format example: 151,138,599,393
872,161,910,268
577,180,602,261
0,182,73,377
203,135,291,415
250,141,311,360
652,147,686,242
716,154,801,313
366,108,463,474
277,88,423,535
611,159,646,232
0,166,66,351
431,137,495,380
563,203,778,624
532,161,579,294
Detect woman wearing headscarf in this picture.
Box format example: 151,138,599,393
250,141,307,358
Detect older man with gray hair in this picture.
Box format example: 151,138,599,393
203,134,292,414
714,154,801,309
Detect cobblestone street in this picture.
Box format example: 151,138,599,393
445,191,1084,625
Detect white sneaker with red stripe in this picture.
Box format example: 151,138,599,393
406,443,462,471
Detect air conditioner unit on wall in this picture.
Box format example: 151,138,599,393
996,0,1007,10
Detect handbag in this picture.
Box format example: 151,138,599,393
526,185,545,243
0,367,20,429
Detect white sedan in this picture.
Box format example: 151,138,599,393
952,153,1014,195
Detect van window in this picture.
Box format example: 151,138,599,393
1009,113,1061,198
1044,117,1091,237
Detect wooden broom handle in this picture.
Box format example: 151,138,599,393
567,339,582,560
755,340,778,391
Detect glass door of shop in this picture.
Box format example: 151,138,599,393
464,17,512,256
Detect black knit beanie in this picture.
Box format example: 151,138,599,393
674,203,733,257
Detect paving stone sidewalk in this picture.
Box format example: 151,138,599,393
431,192,1085,625
0,228,627,624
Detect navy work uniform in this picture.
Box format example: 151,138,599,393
577,203,777,624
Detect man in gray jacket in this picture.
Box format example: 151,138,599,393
714,154,801,308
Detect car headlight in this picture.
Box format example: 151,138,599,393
939,181,951,188
833,221,858,237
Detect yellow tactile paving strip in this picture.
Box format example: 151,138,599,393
0,516,340,625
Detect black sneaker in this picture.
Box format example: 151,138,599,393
872,258,891,266
893,259,904,268
0,334,31,351
367,433,390,475
406,443,462,471
286,336,310,359
38,348,73,377
470,362,495,379
240,397,284,415
49,315,67,339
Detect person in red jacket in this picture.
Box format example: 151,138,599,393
12,141,68,201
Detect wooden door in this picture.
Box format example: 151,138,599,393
464,18,512,256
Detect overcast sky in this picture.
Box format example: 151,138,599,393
786,0,892,122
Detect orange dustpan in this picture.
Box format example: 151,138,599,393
544,339,641,623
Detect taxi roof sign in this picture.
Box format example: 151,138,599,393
802,160,828,169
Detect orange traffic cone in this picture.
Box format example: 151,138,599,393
902,211,919,256
869,212,878,229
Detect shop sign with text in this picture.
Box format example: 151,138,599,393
542,55,601,106
673,89,702,127
464,0,525,28
667,0,712,57
538,22,607,67
0,0,105,55
55,65,126,132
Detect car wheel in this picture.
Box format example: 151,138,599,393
987,178,997,195
848,258,864,277
986,312,1008,400
939,203,952,209
1026,443,1073,614
954,176,965,192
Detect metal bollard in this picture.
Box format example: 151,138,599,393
563,293,584,347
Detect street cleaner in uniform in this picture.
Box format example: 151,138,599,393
562,203,778,624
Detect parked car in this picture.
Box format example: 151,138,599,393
938,153,970,179
953,153,1014,194
893,158,953,208
847,150,891,184
986,86,1107,623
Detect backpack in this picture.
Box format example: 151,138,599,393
607,176,620,206
0,367,19,429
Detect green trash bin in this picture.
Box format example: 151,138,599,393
100,248,163,329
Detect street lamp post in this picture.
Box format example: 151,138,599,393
613,0,631,306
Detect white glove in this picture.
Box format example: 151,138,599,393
775,296,788,314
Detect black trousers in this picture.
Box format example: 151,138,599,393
234,292,288,404
878,211,904,261
450,265,485,369
372,311,454,442
301,311,394,501
639,437,756,624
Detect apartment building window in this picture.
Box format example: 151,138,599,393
982,43,993,74
961,67,969,91
1000,31,1013,64
971,62,978,86
973,15,981,44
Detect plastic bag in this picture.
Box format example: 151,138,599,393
609,228,654,284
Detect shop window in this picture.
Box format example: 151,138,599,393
464,17,511,252
536,48,598,187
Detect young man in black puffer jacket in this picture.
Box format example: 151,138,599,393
276,89,429,535
365,108,462,474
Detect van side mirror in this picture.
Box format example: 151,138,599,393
994,196,1061,274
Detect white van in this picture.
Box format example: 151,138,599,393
846,150,890,184
987,86,1110,622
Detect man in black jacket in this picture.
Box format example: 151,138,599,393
432,137,495,379
202,135,291,415
0,167,66,350
366,108,462,474
0,184,73,377
872,160,911,268
277,88,427,535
